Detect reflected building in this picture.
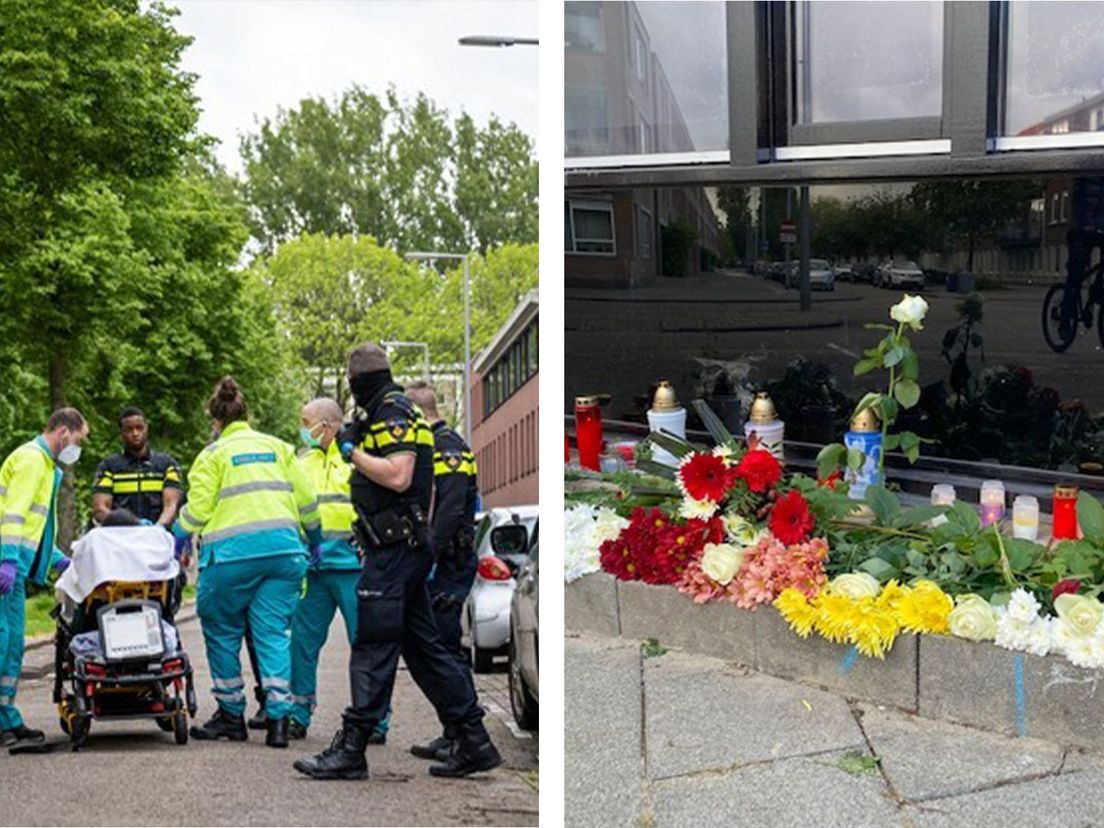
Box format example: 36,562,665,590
565,1,722,288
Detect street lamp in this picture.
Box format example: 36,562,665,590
381,340,430,383
405,251,473,443
458,35,538,47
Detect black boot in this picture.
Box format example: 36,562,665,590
266,716,289,748
366,727,387,745
247,706,267,731
190,708,248,741
293,720,370,780
410,731,454,761
288,720,308,740
429,721,503,778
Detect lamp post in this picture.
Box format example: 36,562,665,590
458,35,538,47
381,340,431,382
405,251,472,442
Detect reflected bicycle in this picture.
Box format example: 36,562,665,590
1041,252,1104,353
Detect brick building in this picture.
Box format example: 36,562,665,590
470,289,538,510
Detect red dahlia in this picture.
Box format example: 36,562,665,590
733,449,782,494
769,490,816,545
678,452,731,503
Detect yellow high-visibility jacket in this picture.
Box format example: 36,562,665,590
296,440,359,570
0,437,66,584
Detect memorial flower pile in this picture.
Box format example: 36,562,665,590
564,503,629,583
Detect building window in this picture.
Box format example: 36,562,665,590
566,199,616,255
632,25,647,83
637,206,653,259
794,0,944,125
528,323,538,375
1003,2,1104,139
565,1,604,53
1050,193,1060,225
565,85,610,152
1060,191,1070,224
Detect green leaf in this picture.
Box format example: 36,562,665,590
947,501,981,534
899,431,920,452
816,443,848,480
876,395,898,424
692,398,736,448
634,458,677,480
864,485,899,526
893,378,921,409
1004,538,1045,572
853,392,882,418
882,434,901,451
905,445,920,464
859,557,898,581
973,542,999,568
846,447,866,470
835,751,881,776
647,431,694,459
1077,491,1104,545
641,638,667,658
883,346,906,367
853,358,880,376
894,505,945,528
900,350,919,381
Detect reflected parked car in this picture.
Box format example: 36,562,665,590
504,524,538,731
809,259,836,291
875,260,926,290
462,505,538,672
832,262,854,282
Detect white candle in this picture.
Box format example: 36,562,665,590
1012,495,1039,541
930,484,956,526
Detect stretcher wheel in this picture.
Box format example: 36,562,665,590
70,716,90,750
173,712,188,745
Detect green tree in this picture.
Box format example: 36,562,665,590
716,185,751,261
239,86,538,255
911,180,1041,271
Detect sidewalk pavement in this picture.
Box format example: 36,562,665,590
565,632,1104,828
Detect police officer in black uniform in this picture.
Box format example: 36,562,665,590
403,381,480,762
92,407,184,528
293,343,502,781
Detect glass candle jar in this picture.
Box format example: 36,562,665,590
1053,484,1079,540
1012,495,1040,541
930,484,956,526
574,395,603,472
980,480,1006,527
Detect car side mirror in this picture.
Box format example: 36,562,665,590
490,525,529,557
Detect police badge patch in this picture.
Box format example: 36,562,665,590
386,417,410,440
446,453,461,470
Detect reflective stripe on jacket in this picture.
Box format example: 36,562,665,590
296,441,359,570
174,422,321,568
0,437,65,584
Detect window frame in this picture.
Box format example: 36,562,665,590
565,198,618,257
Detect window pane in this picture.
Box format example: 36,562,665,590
1005,2,1104,137
795,1,944,124
565,1,728,158
573,206,613,241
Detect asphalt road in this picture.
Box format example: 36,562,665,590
2,608,538,827
566,271,1104,419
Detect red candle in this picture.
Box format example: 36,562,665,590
574,395,603,471
565,434,570,464
1053,484,1079,540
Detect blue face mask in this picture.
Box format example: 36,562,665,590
299,425,322,448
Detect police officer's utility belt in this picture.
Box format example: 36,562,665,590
354,503,428,550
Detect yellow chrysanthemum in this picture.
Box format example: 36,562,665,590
875,579,907,611
847,600,899,659
812,592,857,644
895,583,954,634
775,588,816,638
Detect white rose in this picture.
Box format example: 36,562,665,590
889,294,929,331
1054,594,1104,637
947,594,999,642
700,542,744,585
827,572,881,600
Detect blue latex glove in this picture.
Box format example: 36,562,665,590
138,518,154,526
0,560,15,597
174,533,192,561
340,441,355,460
54,556,71,574
308,545,323,568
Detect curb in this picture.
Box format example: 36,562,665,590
567,572,1104,751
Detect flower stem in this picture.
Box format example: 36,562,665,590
828,520,928,541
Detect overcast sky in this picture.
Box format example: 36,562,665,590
170,0,538,174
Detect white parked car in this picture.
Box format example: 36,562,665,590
462,505,539,672
808,259,836,291
832,262,854,282
876,260,926,290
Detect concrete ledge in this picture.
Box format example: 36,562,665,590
754,606,919,712
618,580,755,666
919,635,1104,750
566,573,1104,749
565,572,621,637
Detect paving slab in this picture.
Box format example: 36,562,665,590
755,606,919,711
651,755,905,828
911,768,1104,828
856,703,1065,802
564,634,645,828
643,649,866,780
564,571,621,637
618,580,756,666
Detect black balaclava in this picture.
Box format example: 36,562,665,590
350,369,398,411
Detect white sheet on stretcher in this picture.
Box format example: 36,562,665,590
56,526,179,604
